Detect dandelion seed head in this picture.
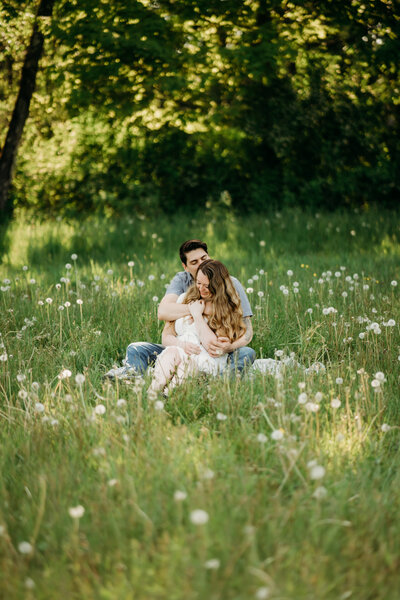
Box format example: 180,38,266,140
331,398,341,409
174,490,187,502
309,465,326,480
68,505,85,519
190,509,209,525
204,558,220,570
18,541,33,554
257,433,267,443
94,404,106,415
313,486,328,500
255,587,270,600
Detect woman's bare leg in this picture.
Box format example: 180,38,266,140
149,347,183,393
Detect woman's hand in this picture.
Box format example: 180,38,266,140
179,341,201,355
189,300,205,318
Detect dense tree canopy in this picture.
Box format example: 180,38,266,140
1,0,399,216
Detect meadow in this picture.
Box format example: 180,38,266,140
0,206,399,600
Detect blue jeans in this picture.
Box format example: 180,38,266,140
125,342,255,376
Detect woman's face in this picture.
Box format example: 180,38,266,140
196,270,212,300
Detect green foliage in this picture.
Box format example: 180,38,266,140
1,0,400,216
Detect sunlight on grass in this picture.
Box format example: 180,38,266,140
0,208,399,599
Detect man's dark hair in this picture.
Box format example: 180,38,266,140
179,240,208,265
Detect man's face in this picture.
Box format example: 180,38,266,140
183,248,210,278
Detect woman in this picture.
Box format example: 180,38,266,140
148,260,246,396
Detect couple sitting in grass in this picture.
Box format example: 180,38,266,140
106,239,255,393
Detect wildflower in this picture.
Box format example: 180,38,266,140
65,263,72,270
255,588,270,600
22,265,28,271
313,486,328,500
309,465,326,480
275,349,284,357
246,287,254,294
45,297,53,304
287,270,293,276
336,377,343,385
107,269,113,276
374,371,386,382
391,280,397,287
257,291,264,297
64,301,71,308
31,382,40,391
76,299,83,305
152,296,159,302
342,291,348,298
75,373,85,385
71,254,78,260
18,541,33,555
298,392,307,404
17,373,26,382
315,392,323,402
94,404,106,415
68,505,85,519
359,332,365,339
34,402,45,413
174,490,187,502
58,369,72,379
148,275,155,281
128,261,135,267
154,400,164,411
29,279,36,284
271,429,284,441
216,412,227,421
335,271,341,278
257,433,267,443
305,402,320,413
381,424,391,433
259,240,266,247
204,558,220,570
387,319,396,326
190,509,209,525
58,305,64,311
371,379,381,389
200,468,215,480
117,398,127,408
282,288,289,296
25,578,35,590
331,398,341,409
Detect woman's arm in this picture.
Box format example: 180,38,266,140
161,321,201,355
189,301,218,352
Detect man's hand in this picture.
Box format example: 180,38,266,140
207,336,233,357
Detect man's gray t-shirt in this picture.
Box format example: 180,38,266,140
164,271,253,317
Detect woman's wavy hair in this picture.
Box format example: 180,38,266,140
183,260,245,342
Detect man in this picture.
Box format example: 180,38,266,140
109,239,255,378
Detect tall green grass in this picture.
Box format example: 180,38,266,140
0,207,399,599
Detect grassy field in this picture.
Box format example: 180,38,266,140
0,207,399,599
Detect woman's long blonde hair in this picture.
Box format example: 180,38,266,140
183,260,246,342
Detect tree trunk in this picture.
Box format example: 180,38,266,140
0,0,55,221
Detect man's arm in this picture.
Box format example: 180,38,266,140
158,294,191,321
209,317,253,355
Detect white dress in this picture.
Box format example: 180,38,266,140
157,293,227,376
